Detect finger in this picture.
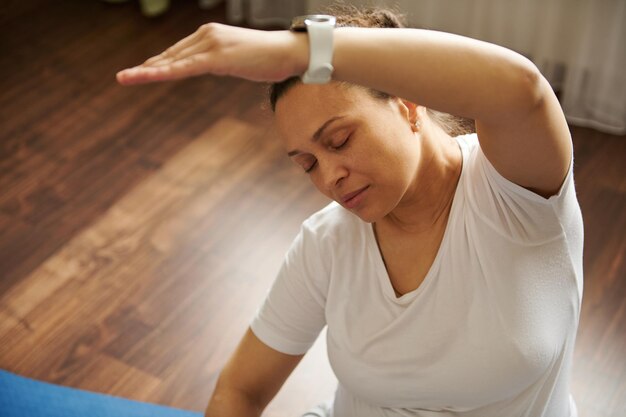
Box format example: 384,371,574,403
143,28,203,66
142,50,178,67
116,54,212,84
117,55,189,84
150,41,212,68
168,26,205,55
115,52,171,78
118,52,180,79
143,54,169,66
136,42,210,74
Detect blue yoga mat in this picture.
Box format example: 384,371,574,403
0,369,202,417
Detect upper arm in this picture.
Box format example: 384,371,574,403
475,71,572,198
212,326,305,411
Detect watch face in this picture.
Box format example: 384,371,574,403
290,14,335,32
305,15,334,23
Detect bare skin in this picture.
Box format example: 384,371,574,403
117,24,571,198
274,83,462,297
116,20,573,417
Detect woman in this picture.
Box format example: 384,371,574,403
117,7,583,417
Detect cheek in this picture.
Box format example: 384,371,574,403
356,136,400,174
309,172,332,197
361,135,416,199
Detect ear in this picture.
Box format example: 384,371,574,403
396,98,420,132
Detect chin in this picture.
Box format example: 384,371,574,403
339,187,395,223
347,205,384,224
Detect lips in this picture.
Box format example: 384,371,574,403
341,185,369,204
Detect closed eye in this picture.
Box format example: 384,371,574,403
305,160,317,173
303,133,351,174
330,134,350,150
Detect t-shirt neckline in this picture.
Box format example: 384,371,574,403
366,135,469,304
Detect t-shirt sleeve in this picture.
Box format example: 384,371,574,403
250,221,329,355
463,136,578,244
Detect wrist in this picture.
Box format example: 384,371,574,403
290,15,336,84
205,389,262,417
286,30,309,79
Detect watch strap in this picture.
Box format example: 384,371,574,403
302,16,335,84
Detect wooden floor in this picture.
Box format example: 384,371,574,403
0,1,624,416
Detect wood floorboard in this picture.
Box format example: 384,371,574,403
0,1,624,417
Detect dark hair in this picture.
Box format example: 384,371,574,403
268,5,476,137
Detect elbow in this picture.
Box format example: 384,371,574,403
205,378,265,417
519,62,549,111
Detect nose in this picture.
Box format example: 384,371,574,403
318,157,349,194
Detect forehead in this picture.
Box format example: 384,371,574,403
274,83,377,143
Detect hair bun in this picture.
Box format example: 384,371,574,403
324,5,406,29
365,8,405,29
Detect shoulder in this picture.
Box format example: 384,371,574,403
454,133,579,244
302,202,363,242
455,132,480,155
298,202,370,259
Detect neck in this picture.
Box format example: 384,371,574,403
382,127,462,234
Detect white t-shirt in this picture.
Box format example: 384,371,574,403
251,133,584,417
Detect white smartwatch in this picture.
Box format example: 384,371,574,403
290,15,336,84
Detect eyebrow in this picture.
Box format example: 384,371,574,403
287,116,346,157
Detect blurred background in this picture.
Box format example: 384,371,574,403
0,1,624,416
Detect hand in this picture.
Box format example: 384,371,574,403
116,23,307,85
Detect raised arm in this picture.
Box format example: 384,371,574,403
205,326,304,417
330,28,571,197
117,23,571,196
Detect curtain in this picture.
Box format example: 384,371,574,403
225,0,625,135
224,0,306,27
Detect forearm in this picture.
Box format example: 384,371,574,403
118,21,543,122
205,388,263,417
326,27,542,121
